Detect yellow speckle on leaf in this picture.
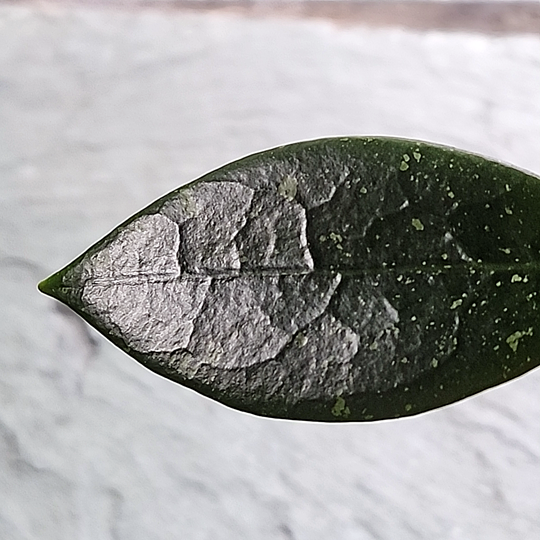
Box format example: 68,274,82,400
450,299,463,310
506,328,533,353
412,218,424,231
294,333,308,348
331,397,351,418
329,232,343,243
329,232,344,251
413,151,421,162
277,175,297,201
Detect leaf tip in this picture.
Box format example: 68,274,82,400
37,272,62,300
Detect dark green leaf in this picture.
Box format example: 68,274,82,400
38,137,540,421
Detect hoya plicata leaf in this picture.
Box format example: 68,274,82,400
38,137,540,421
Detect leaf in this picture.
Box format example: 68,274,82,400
38,137,540,421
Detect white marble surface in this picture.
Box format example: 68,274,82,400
1,3,539,540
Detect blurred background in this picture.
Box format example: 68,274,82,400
1,1,540,539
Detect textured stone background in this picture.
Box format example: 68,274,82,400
1,2,539,539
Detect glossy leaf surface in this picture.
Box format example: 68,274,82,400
39,137,540,421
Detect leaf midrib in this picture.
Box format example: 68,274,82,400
58,259,540,288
